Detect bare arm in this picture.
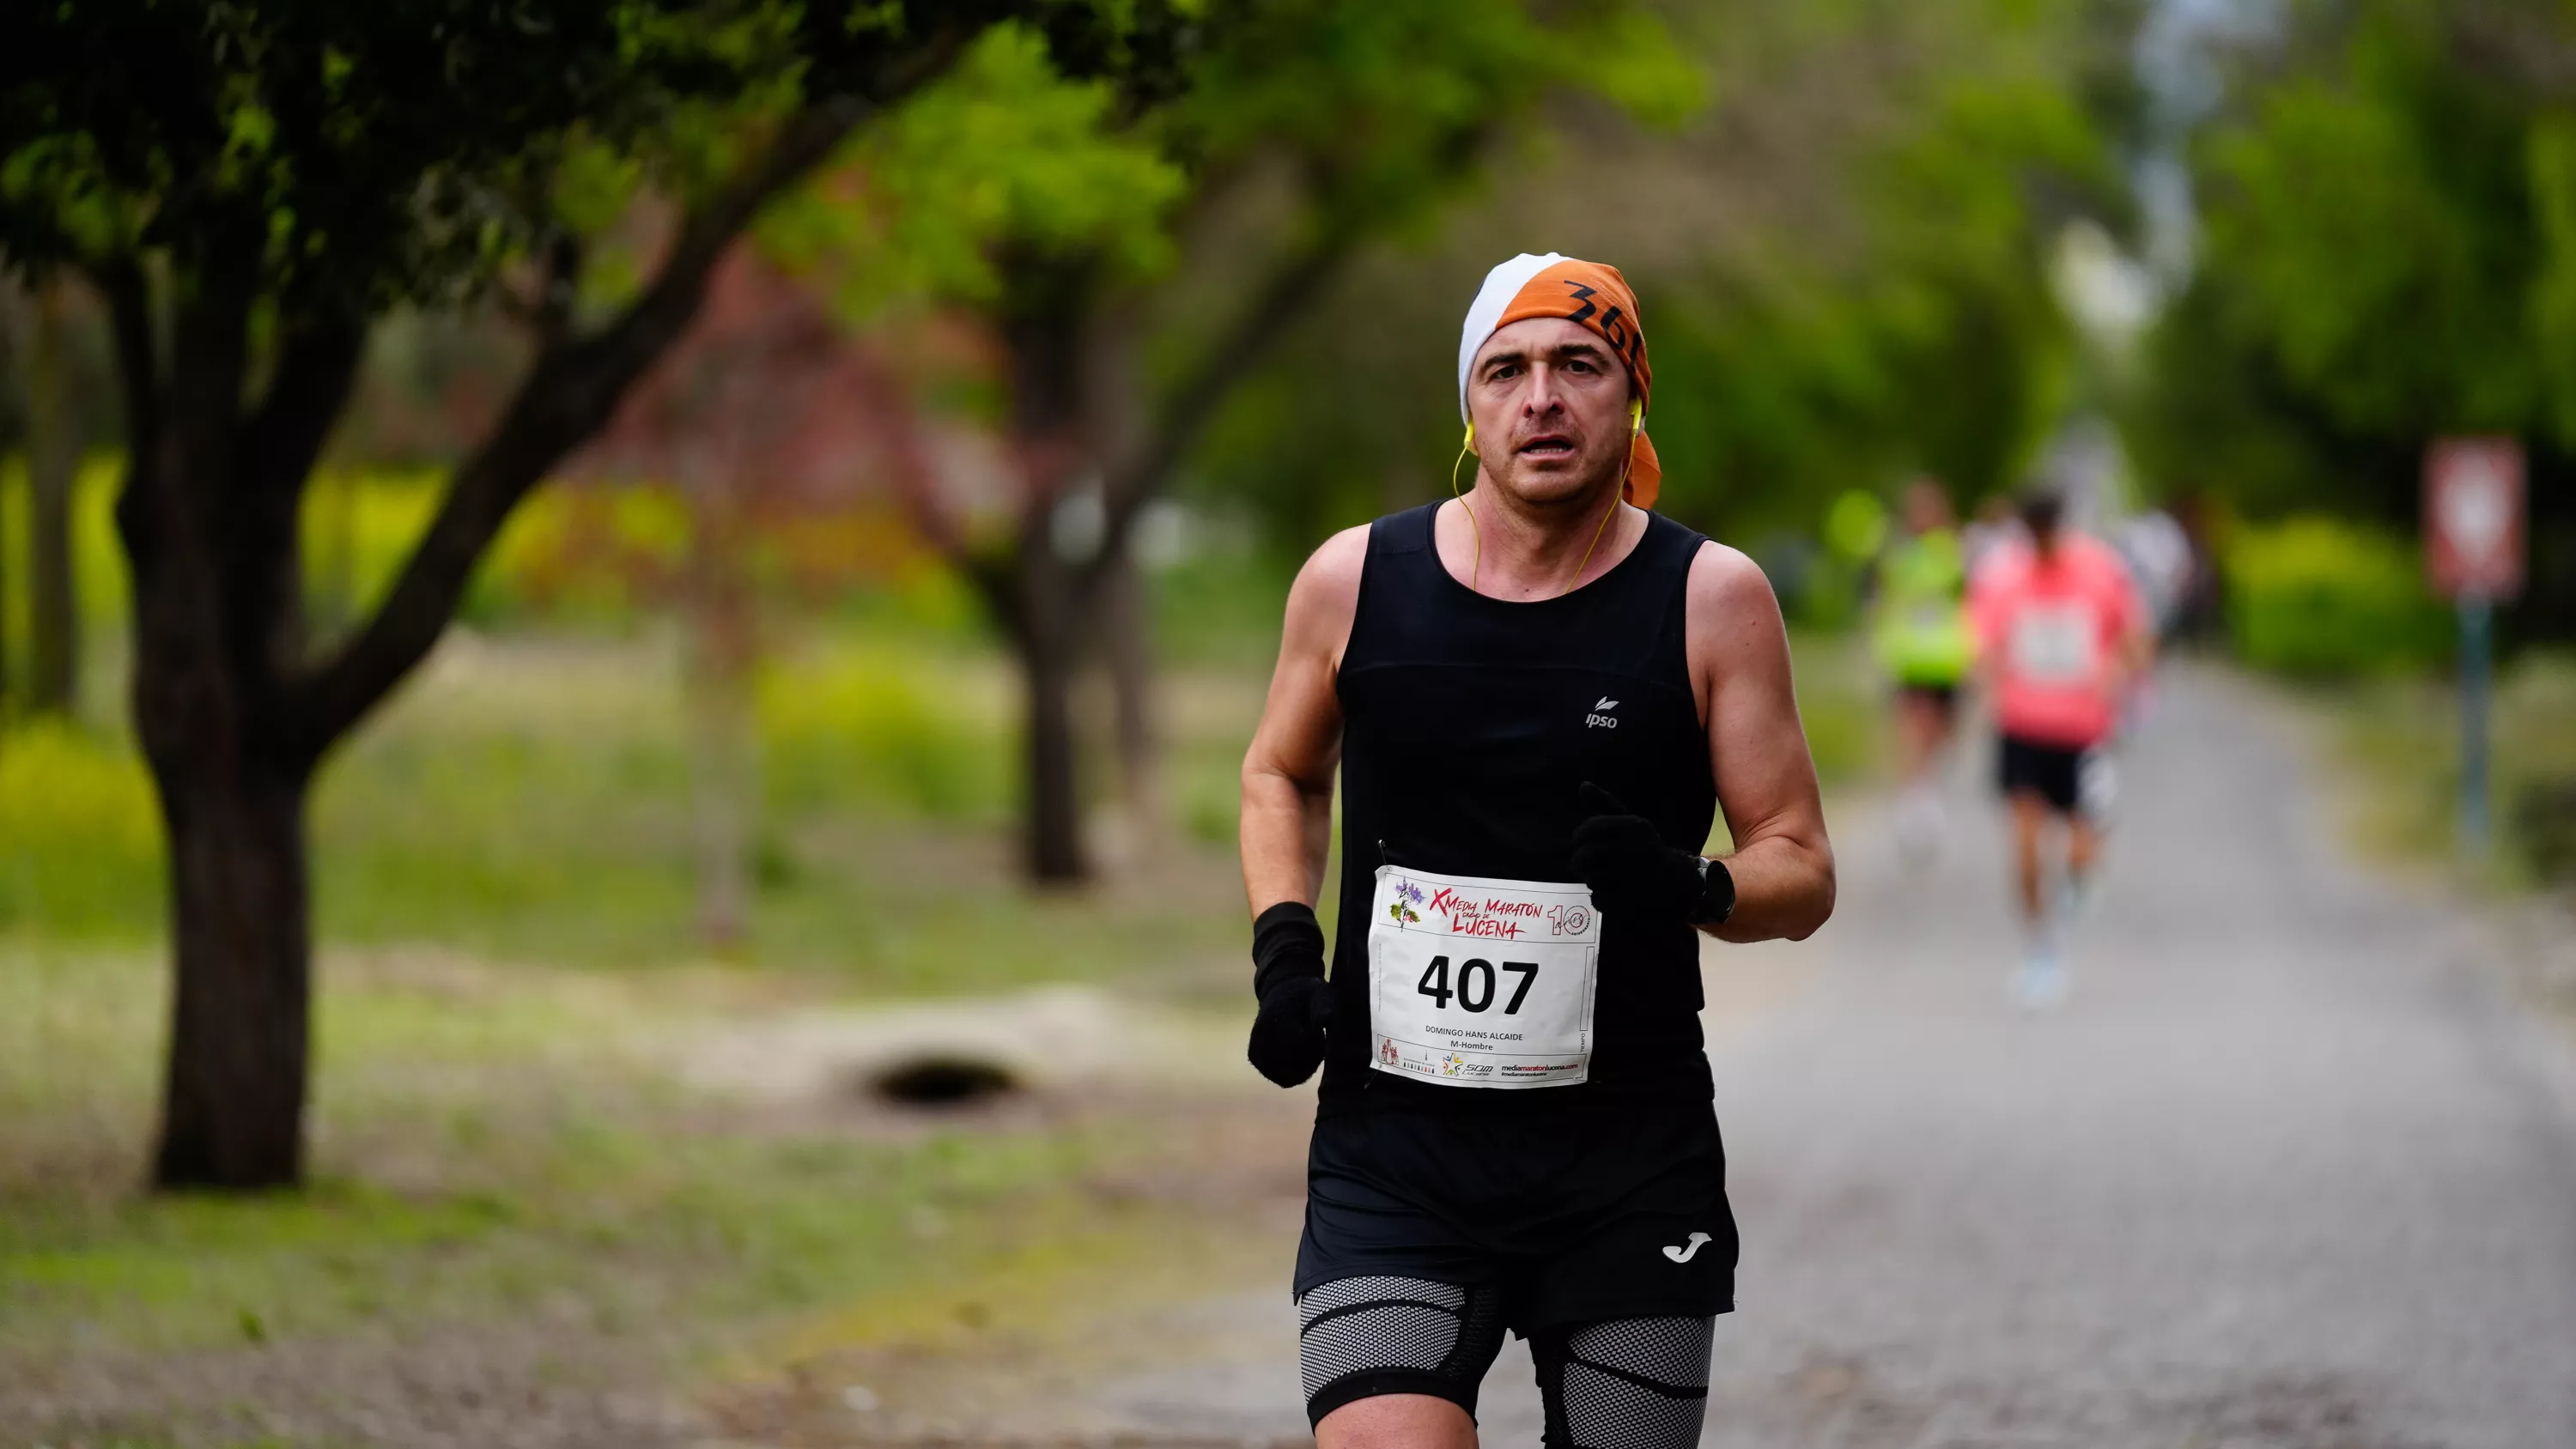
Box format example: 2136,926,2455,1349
1688,543,1837,943
2109,562,2158,693
2112,627,2155,694
1240,527,1368,914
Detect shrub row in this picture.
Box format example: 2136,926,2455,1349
2223,514,2452,678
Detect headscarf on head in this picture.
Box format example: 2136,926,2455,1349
1457,252,1661,507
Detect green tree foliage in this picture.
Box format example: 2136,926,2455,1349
2129,0,2576,635
1664,8,2126,531
767,23,1188,312
0,0,1178,1191
1194,0,2133,568
2198,12,2537,440
766,0,1704,881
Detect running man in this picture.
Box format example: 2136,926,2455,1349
1868,477,1975,861
1966,486,2151,1008
1238,253,1835,1449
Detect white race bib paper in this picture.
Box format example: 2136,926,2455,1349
2010,603,2098,683
1367,865,1601,1088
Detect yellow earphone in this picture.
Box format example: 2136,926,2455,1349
1446,401,1637,598
1450,423,1484,590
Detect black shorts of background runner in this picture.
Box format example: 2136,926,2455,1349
1295,1100,1735,1408
1996,732,2087,815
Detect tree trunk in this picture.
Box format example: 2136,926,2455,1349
1024,626,1085,883
994,252,1106,886
1098,544,1161,851
151,757,315,1189
113,273,346,1193
26,279,83,715
683,483,759,949
1016,507,1091,884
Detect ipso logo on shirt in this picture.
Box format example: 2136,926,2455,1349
1586,696,1619,729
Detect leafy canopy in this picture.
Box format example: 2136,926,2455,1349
763,22,1188,312
770,0,1704,322
2195,8,2543,441
0,1,1163,309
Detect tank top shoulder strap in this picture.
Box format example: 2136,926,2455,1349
1626,511,1705,694
1631,509,1706,583
1344,502,1441,674
1372,500,1437,558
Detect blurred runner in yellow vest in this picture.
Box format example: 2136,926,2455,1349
1871,479,1975,861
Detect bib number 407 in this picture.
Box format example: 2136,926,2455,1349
1416,955,1539,1014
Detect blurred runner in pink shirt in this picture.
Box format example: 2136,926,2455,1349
1967,488,2151,1007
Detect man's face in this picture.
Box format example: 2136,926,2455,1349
1466,317,1635,509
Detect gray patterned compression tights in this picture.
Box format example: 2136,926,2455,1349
1297,1275,1715,1449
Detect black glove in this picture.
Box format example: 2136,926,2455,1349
1247,901,1335,1088
1571,781,1734,926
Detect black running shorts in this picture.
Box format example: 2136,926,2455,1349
1996,732,2087,815
1294,1103,1736,1343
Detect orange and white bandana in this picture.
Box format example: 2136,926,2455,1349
1458,252,1661,507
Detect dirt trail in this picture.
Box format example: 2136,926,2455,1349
689,941,1812,1449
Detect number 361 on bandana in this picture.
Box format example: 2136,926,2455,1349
1367,865,1601,1088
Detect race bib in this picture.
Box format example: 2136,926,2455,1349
2010,604,2098,683
1367,865,1601,1089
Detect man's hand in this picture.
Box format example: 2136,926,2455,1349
1571,782,1728,926
1248,902,1335,1087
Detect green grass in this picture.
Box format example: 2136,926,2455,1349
2326,649,2576,890
0,945,1179,1414
0,623,1256,989
306,627,1249,984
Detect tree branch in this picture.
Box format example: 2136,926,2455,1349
1088,224,1360,582
287,99,880,756
1084,117,1495,584
228,309,368,695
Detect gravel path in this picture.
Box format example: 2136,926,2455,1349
1672,664,2576,1449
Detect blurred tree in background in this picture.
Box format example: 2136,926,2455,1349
577,248,935,947
2127,0,2576,640
0,0,1183,1191
1193,0,2140,585
0,274,112,718
772,0,1705,881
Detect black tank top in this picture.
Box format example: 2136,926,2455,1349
1322,501,1719,1115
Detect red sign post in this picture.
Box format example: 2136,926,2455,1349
2423,438,2526,851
